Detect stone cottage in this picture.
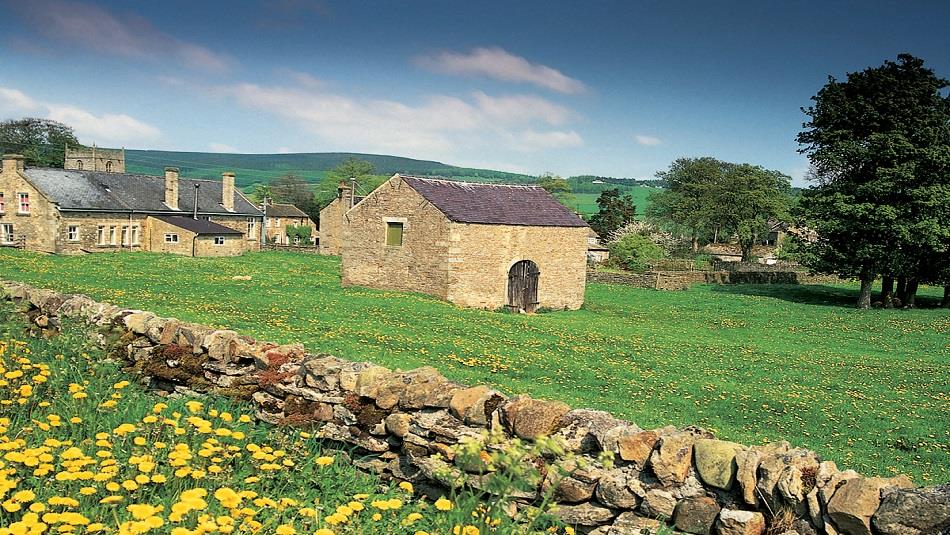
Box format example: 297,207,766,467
264,203,317,245
341,174,589,311
0,154,262,256
319,181,364,255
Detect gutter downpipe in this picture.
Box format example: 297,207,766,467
192,183,200,257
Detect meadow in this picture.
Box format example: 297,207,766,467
0,249,947,482
571,185,655,216
0,302,554,534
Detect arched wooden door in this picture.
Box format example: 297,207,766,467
507,260,540,313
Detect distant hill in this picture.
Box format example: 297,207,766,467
125,150,534,188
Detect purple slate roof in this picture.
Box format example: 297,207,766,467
401,176,588,228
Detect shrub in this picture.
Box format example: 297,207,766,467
608,233,666,272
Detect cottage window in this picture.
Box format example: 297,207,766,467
67,225,79,241
105,161,113,172
96,226,105,245
0,192,4,213
121,225,129,246
213,236,225,245
165,233,179,243
131,226,139,245
108,226,117,245
1,224,13,244
17,193,29,214
385,222,403,246
265,217,271,228
276,217,281,228
246,217,256,237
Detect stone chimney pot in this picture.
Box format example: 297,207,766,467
164,167,180,210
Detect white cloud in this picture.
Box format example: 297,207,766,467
46,105,161,146
209,142,239,153
635,135,662,146
0,85,161,146
219,81,583,157
514,130,584,151
10,0,232,72
416,47,587,94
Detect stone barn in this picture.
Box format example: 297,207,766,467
341,174,589,311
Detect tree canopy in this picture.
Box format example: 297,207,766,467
267,174,320,221
317,158,383,208
536,172,577,209
0,118,79,168
647,157,791,259
796,53,950,308
588,188,637,239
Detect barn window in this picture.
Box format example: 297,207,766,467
76,160,83,170
385,222,403,246
105,161,113,172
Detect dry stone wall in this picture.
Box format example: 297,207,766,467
1,279,947,535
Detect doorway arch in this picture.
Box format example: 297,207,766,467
507,260,540,313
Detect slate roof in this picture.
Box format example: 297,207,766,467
400,176,587,228
22,168,262,216
265,203,310,218
154,216,244,235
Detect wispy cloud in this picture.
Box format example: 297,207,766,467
416,47,587,94
0,86,161,146
9,0,233,72
635,134,662,146
216,79,583,158
209,142,239,153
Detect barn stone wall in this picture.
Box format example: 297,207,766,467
341,177,454,300
318,197,348,255
3,279,946,535
448,222,589,310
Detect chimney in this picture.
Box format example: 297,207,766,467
222,171,235,212
2,154,25,174
164,167,180,210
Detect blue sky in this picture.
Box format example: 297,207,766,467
1,0,948,184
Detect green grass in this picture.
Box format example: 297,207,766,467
572,185,655,216
1,249,947,482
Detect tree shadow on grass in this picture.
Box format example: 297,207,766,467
709,283,944,309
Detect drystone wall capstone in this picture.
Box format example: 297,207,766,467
1,279,947,535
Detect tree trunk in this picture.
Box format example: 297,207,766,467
881,276,894,308
740,242,754,263
942,286,949,308
857,272,873,310
904,278,919,308
691,234,699,253
713,226,719,244
896,276,907,302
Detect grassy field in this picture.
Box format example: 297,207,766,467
572,186,655,216
0,302,553,534
0,249,947,482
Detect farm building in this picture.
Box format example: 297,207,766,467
0,154,262,256
341,174,589,311
319,181,364,255
264,203,317,245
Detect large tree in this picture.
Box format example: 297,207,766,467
588,188,637,239
717,164,792,261
536,172,577,209
0,118,79,168
796,54,950,308
647,157,724,251
268,173,320,221
317,158,380,208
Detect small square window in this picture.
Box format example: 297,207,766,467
17,193,30,214
165,233,179,243
67,225,79,241
213,236,225,245
385,222,403,246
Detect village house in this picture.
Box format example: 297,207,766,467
318,181,364,255
341,174,589,311
0,154,262,257
587,229,610,263
264,203,317,245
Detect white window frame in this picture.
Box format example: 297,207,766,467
17,192,30,214
246,217,256,237
121,225,129,246
0,192,5,214
96,225,105,245
131,225,139,245
67,225,79,242
1,223,13,244
164,233,179,243
108,226,117,246
213,236,226,246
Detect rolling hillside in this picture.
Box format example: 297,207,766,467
125,150,534,188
